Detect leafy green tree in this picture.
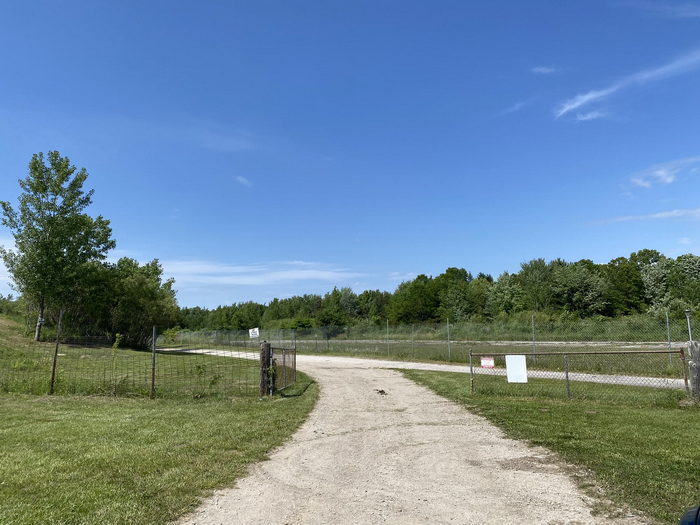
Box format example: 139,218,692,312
109,258,178,347
516,259,557,311
357,289,391,323
602,256,646,315
178,306,209,330
0,152,115,340
639,254,673,308
551,261,608,316
317,287,357,327
386,275,440,323
231,301,265,330
487,272,525,315
667,254,700,310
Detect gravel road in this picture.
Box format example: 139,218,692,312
179,356,646,524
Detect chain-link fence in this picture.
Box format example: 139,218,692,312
2,314,695,402
0,328,298,399
468,349,690,406
271,314,692,366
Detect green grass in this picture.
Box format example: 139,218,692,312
0,316,262,398
0,373,318,525
402,369,700,524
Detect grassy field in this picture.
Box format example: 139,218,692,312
0,374,317,525
402,369,700,524
0,316,262,398
1,343,261,397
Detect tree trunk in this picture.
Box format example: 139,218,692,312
34,296,45,341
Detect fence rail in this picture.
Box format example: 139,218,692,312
2,315,696,403
467,347,691,406
0,329,298,399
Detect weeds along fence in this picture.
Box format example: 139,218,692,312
244,314,694,369
468,348,692,407
0,328,297,399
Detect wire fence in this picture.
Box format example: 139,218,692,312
2,314,696,403
468,349,690,407
226,314,698,404
0,328,298,399
237,315,693,370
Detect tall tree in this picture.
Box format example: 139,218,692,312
386,275,440,323
0,152,115,340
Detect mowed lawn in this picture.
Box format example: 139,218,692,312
403,369,700,525
0,376,317,525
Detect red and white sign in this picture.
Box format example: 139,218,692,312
481,356,495,368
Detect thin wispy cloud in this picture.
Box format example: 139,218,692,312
629,156,700,188
195,128,254,152
498,99,534,116
162,260,365,286
576,110,607,121
236,176,253,187
678,237,692,245
555,48,700,119
531,66,556,74
388,271,417,282
603,208,700,223
626,1,700,18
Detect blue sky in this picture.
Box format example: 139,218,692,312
1,0,699,308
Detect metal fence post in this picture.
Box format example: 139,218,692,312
386,319,389,357
282,348,287,389
150,325,157,398
48,308,65,395
447,318,451,361
531,313,537,364
680,347,691,395
685,310,694,342
564,354,572,399
688,341,700,399
469,348,474,394
665,311,673,366
411,323,415,359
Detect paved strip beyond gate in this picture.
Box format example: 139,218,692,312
179,358,644,524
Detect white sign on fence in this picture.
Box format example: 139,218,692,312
481,356,495,368
505,354,528,383
249,327,260,339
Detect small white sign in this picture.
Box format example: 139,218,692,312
481,356,495,368
249,327,260,339
505,354,528,383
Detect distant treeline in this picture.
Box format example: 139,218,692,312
177,249,700,331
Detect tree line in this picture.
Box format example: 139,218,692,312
178,250,700,331
1,152,177,347
3,152,698,344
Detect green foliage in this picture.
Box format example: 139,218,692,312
174,250,700,333
0,151,115,338
386,274,440,323
112,333,122,350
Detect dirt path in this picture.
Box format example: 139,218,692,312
180,358,645,525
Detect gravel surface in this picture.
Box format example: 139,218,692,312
179,356,646,524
